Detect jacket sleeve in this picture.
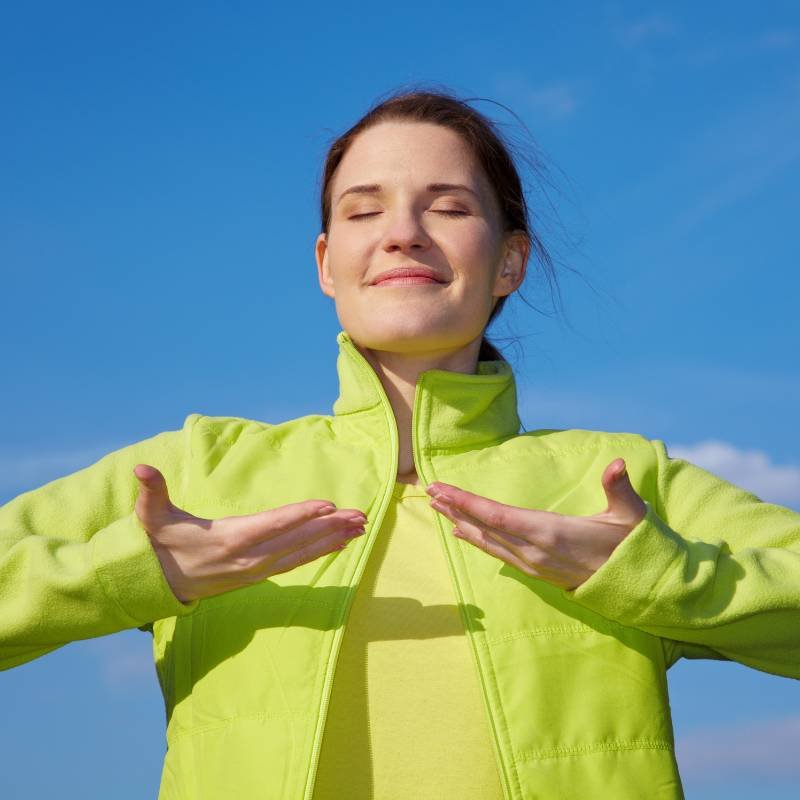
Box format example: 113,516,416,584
0,413,203,671
559,438,800,680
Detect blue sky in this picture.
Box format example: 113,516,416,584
1,2,799,798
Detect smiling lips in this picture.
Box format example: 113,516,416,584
374,276,443,286
371,266,447,285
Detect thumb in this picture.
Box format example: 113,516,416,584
133,463,175,521
601,458,646,520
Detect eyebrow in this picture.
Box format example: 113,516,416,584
336,182,479,205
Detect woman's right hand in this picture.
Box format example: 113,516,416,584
132,464,368,604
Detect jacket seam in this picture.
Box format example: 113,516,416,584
168,709,316,742
529,438,647,458
181,413,202,510
177,597,340,620
639,440,688,618
637,508,682,618
193,417,271,438
438,461,524,798
425,437,650,460
482,624,601,645
89,522,142,628
331,401,384,417
461,598,523,799
420,386,522,798
423,378,524,798
514,738,674,762
420,434,519,457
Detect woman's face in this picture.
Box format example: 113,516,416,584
315,121,528,356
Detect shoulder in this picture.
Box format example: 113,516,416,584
185,411,335,451
449,427,662,478
487,428,664,491
512,426,657,457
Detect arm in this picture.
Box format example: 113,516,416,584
0,413,203,671
560,438,800,680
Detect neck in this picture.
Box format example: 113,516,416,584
352,337,483,483
332,330,521,484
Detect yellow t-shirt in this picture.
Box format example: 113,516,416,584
312,480,505,799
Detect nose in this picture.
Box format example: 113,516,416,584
380,207,432,254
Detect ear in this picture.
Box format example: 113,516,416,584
492,231,529,299
315,233,335,299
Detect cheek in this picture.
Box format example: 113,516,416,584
326,249,364,286
337,219,378,248
443,226,500,269
454,279,497,317
326,226,367,264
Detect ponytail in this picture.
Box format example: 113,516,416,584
478,335,506,363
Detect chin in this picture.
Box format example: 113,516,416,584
345,321,474,355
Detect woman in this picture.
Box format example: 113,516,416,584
1,89,798,800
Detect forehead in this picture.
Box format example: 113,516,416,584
332,121,489,203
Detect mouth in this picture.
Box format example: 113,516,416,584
372,276,446,286
370,266,448,286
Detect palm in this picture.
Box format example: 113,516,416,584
424,458,647,591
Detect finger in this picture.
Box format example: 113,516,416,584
430,497,531,550
449,520,583,589
254,513,366,560
231,501,366,549
449,521,547,581
427,484,560,545
601,458,648,524
133,464,175,515
260,525,365,579
434,484,570,550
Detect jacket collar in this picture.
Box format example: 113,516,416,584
332,329,521,451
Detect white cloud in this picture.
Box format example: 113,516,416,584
616,12,679,47
756,29,798,51
667,440,800,506
0,444,116,500
602,72,800,250
667,130,800,236
521,82,579,119
491,74,581,121
84,629,156,692
618,18,796,67
675,714,800,780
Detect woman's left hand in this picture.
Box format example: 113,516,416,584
425,458,647,591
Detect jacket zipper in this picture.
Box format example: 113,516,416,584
303,365,514,800
302,358,401,800
410,374,514,800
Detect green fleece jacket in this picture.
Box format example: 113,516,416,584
1,329,798,799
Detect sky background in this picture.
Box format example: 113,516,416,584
1,2,799,798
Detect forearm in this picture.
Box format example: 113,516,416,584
561,439,800,680
0,415,201,670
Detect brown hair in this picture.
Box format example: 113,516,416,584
318,83,574,364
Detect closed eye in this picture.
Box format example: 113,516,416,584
348,210,469,220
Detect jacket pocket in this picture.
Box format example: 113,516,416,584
486,622,674,758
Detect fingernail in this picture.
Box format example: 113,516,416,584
316,505,337,516
344,513,367,524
